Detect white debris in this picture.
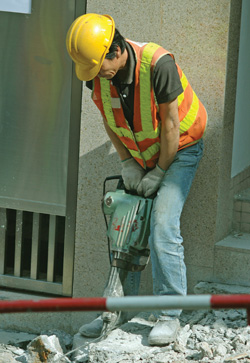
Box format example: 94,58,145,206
0,307,250,362
25,335,71,362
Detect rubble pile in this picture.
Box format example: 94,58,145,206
1,309,250,362
74,309,250,363
0,329,72,363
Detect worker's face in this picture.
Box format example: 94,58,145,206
98,47,122,80
98,58,119,79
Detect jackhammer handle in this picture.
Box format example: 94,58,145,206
104,175,122,182
103,175,155,199
103,175,123,196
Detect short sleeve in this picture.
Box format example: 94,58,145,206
153,54,183,104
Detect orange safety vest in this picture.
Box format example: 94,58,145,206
92,40,207,169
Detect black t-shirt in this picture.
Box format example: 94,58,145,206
86,41,183,129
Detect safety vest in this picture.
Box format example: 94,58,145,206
92,40,207,169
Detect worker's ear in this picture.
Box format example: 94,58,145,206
115,46,122,59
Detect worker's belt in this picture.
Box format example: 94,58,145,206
112,258,147,272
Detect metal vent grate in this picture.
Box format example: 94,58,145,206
0,208,68,295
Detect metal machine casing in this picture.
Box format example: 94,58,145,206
103,189,153,259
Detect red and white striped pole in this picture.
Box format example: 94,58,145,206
0,295,249,324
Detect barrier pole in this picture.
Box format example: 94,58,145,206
0,295,250,324
0,295,250,325
210,295,250,325
0,297,107,313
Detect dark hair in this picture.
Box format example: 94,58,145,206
105,29,126,59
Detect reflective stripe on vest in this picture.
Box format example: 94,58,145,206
100,77,159,167
139,42,161,137
98,42,162,168
177,66,200,134
92,41,207,168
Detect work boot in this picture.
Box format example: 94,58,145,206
148,318,180,346
79,312,128,338
79,316,103,338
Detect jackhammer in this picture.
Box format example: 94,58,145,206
100,176,154,335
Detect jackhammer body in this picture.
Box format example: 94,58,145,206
101,177,154,334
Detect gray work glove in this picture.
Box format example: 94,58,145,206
137,164,165,197
121,158,146,191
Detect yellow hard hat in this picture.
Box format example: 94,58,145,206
66,13,115,81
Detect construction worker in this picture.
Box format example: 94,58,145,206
66,13,207,346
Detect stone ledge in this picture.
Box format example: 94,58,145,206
215,233,250,252
0,289,48,301
194,281,250,295
234,188,250,201
0,290,74,334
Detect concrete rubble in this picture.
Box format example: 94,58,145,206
0,308,250,362
1,283,250,362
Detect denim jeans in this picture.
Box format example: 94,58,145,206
121,140,204,319
149,139,204,319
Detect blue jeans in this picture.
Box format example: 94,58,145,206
122,140,204,318
149,139,204,319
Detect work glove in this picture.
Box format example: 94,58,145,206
121,158,146,191
137,164,165,198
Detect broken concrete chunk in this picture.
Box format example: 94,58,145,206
0,351,17,363
40,329,73,353
213,343,228,357
224,352,250,362
0,343,25,362
196,341,213,359
27,335,70,362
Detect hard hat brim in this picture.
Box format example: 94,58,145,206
75,63,101,82
66,13,115,81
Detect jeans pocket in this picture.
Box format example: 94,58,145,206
175,139,204,164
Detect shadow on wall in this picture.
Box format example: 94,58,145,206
78,138,122,251
78,139,121,217
75,139,153,297
75,140,121,297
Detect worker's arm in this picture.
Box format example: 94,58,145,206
102,117,146,190
137,98,180,197
157,97,180,171
102,118,131,161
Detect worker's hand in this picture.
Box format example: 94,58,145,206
121,158,146,191
137,164,165,197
